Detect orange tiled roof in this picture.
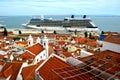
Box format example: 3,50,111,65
16,41,28,46
15,51,35,63
38,55,99,80
0,62,22,80
78,50,120,79
75,37,87,44
22,65,37,80
7,53,12,59
79,50,120,65
97,50,120,64
0,54,4,59
49,42,54,46
26,43,44,55
3,65,12,78
37,54,71,80
19,51,35,58
104,31,118,35
63,52,72,57
22,60,44,80
55,46,62,51
53,66,94,80
87,42,96,47
103,34,120,44
58,41,65,45
0,61,4,65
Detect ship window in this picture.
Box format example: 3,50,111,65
37,25,40,27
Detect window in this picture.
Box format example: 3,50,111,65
37,59,39,61
40,56,42,59
43,54,46,56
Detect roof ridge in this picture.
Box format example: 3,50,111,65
26,50,36,56
35,53,66,71
103,34,112,41
23,64,37,80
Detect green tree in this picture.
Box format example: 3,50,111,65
101,31,104,34
19,30,22,34
89,33,93,39
74,29,77,35
84,31,88,37
13,36,20,41
53,30,57,34
3,28,8,36
41,30,44,33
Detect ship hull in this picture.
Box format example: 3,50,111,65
23,24,100,32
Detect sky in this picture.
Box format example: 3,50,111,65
0,0,120,16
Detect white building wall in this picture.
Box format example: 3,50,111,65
16,62,28,80
80,50,93,58
6,75,11,80
98,41,120,53
35,50,46,63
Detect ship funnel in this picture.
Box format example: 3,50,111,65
71,15,74,18
83,15,87,18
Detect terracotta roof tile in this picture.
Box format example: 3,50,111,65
55,46,62,51
0,61,4,65
78,50,120,79
16,41,28,46
103,34,120,44
22,65,37,80
75,37,87,44
0,55,4,59
26,43,44,55
19,51,35,59
37,54,71,80
10,62,23,80
0,62,22,80
104,31,118,35
7,53,12,59
63,52,72,57
3,65,12,78
87,42,97,47
14,51,35,63
22,60,44,80
53,66,95,80
49,42,54,46
58,41,65,45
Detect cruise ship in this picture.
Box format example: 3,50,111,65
22,15,100,32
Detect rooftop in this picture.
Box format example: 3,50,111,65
37,54,71,80
0,62,22,80
78,50,120,79
26,43,44,55
103,34,120,44
22,60,44,80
